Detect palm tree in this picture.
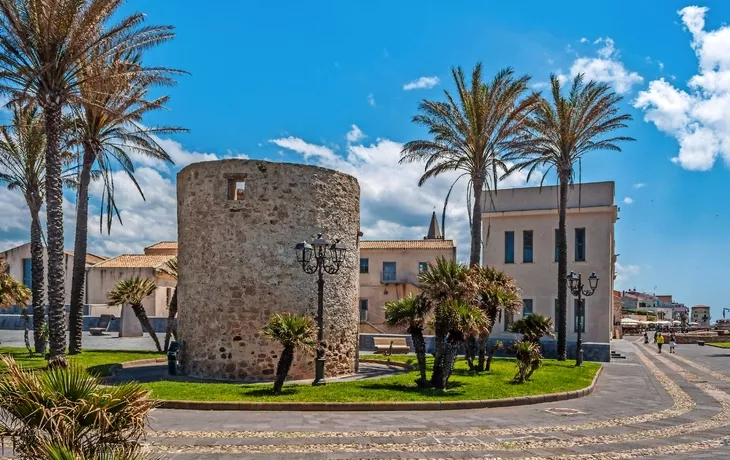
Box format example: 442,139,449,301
160,257,179,352
384,294,432,386
400,64,538,265
0,256,30,308
506,74,633,360
0,104,46,353
509,313,554,344
107,277,162,352
472,265,522,371
262,313,316,394
67,47,183,355
0,0,176,367
512,340,542,383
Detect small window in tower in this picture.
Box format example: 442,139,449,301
228,179,246,200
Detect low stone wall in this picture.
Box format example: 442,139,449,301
359,333,611,362
0,314,174,333
660,333,730,344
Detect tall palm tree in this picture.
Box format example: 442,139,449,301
67,48,183,355
0,104,46,353
400,64,538,265
384,294,432,386
107,277,162,352
162,256,178,352
506,74,633,360
262,313,316,394
0,0,176,367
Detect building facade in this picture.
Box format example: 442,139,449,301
359,213,456,332
481,181,617,361
691,305,711,327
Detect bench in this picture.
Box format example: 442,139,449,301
373,337,410,355
89,314,115,336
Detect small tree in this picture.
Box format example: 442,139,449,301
162,257,178,351
0,257,31,351
262,313,316,394
513,340,542,383
107,277,162,352
509,314,554,344
384,294,432,386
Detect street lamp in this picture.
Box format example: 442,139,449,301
294,233,346,386
567,271,599,367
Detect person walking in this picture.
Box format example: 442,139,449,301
644,331,649,344
669,333,677,354
657,333,664,353
653,330,659,344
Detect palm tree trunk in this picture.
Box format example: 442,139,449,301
465,335,476,370
43,100,67,368
477,309,497,371
273,345,294,394
29,211,46,355
130,304,163,352
430,335,446,388
556,171,570,361
68,150,94,355
437,333,463,389
410,328,428,386
469,177,485,266
163,289,177,352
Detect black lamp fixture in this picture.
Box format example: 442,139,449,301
567,271,599,367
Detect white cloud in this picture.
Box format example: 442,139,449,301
561,37,643,94
269,137,338,163
579,37,588,43
634,183,646,189
634,7,730,171
367,93,376,107
346,124,366,143
623,197,633,204
403,76,440,91
615,262,640,289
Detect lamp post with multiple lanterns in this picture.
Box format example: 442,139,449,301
567,271,599,367
295,233,346,386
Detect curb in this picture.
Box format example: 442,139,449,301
153,363,603,411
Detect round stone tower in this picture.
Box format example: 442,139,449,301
176,160,360,381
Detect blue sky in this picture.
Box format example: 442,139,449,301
1,1,730,319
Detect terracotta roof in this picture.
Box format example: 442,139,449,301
63,250,109,265
692,305,711,309
360,240,455,250
144,241,178,250
92,254,174,269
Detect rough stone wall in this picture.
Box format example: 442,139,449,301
176,160,360,381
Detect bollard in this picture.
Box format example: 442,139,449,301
167,341,179,375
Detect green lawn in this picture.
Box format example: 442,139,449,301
0,347,164,377
707,342,730,349
142,356,600,402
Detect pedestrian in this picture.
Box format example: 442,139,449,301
657,334,664,353
653,330,658,344
644,331,649,344
669,333,676,354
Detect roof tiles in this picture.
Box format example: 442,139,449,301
360,240,455,250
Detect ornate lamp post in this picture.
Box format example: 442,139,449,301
295,233,346,386
567,271,599,367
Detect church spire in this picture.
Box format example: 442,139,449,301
425,211,443,240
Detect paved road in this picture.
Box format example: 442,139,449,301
141,338,730,458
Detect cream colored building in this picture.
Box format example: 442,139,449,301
481,182,617,358
85,242,177,317
0,242,107,305
691,305,711,327
359,213,456,331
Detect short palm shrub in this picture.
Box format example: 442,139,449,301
107,277,163,352
262,313,316,394
513,340,542,383
509,314,554,343
0,357,156,459
485,340,503,372
384,294,431,386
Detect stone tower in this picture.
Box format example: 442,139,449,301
176,160,360,381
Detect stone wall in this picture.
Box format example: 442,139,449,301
176,160,360,382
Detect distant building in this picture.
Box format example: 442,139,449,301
691,305,711,327
358,212,456,331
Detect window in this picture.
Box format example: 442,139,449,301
22,258,31,289
360,258,369,274
523,299,533,316
227,179,246,200
523,230,533,263
574,299,586,333
554,229,560,262
504,310,514,331
418,262,428,274
575,228,586,261
359,299,368,322
554,299,560,331
382,262,397,282
505,231,515,264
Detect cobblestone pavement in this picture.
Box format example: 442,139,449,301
0,329,159,350
140,338,730,459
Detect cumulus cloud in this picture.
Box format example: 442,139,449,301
633,183,646,189
561,37,643,94
367,93,376,107
623,197,633,204
634,6,730,171
346,124,366,143
615,262,640,288
403,76,440,91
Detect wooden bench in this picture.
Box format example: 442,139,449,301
89,314,115,336
373,337,410,355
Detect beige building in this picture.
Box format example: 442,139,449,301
0,242,107,305
481,182,617,360
691,305,711,327
359,213,456,331
85,242,177,317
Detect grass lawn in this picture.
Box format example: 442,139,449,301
707,342,730,349
141,356,601,402
0,347,164,377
